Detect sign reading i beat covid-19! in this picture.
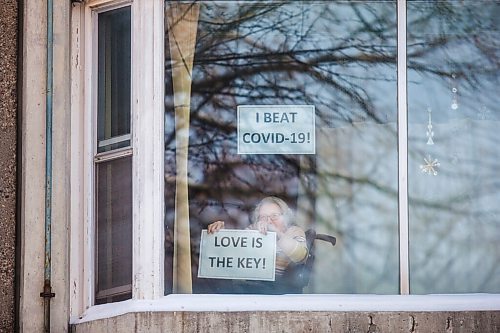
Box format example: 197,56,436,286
198,230,276,281
237,105,316,154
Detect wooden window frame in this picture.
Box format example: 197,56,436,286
70,0,164,320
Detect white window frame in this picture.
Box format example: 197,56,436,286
93,1,133,305
70,0,164,321
397,0,409,295
69,0,500,324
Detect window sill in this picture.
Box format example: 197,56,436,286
72,293,500,324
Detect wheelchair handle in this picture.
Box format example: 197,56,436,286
315,233,336,246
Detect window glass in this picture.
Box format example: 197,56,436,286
95,6,133,304
95,156,133,304
408,1,500,293
97,7,131,153
164,1,398,294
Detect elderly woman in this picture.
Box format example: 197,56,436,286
208,196,308,291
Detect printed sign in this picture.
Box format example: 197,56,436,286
198,229,276,281
237,105,316,154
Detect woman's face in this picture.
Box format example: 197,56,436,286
257,202,287,233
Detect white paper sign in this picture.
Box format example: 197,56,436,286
198,229,276,281
237,105,316,154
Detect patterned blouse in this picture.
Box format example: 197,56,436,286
246,224,308,277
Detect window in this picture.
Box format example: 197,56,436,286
407,1,500,293
94,5,133,304
164,1,400,294
70,0,500,315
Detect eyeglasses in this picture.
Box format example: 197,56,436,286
257,213,283,222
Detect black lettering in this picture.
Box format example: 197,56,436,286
255,238,263,248
262,133,271,143
231,237,240,247
209,257,216,267
260,112,298,123
214,237,232,247
245,258,253,268
238,257,245,268
213,256,234,268
216,257,226,267
276,133,285,143
253,258,262,269
251,133,260,143
242,133,251,143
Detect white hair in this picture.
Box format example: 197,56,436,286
251,196,294,226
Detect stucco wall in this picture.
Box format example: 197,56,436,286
0,0,18,332
72,311,500,333
18,0,71,331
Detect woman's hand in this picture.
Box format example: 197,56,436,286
257,221,285,239
207,220,225,234
256,220,268,235
267,223,284,239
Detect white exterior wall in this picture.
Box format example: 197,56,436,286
19,1,48,331
19,0,71,331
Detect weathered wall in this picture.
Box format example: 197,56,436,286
18,0,71,331
72,311,500,333
0,0,18,332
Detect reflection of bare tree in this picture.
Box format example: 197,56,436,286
407,1,500,294
164,1,499,294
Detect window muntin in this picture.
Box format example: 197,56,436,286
94,5,133,304
164,1,398,294
407,1,500,293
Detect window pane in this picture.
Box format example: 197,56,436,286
164,1,398,295
408,1,500,293
97,7,131,153
95,156,132,304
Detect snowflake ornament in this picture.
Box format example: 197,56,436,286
426,107,434,145
420,155,440,176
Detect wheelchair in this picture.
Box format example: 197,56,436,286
279,229,337,293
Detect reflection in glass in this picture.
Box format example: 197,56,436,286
164,1,398,294
95,7,133,305
97,7,131,153
408,1,500,293
95,156,133,304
